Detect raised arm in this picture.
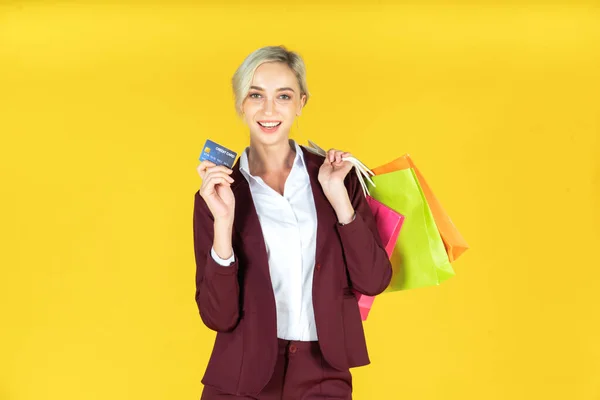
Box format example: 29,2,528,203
193,161,240,332
193,192,240,331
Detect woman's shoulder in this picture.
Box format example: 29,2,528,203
299,145,326,164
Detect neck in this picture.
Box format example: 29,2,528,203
247,138,296,176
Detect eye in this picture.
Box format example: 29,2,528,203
249,92,261,99
279,94,291,100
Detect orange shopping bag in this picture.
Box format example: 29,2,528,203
372,155,468,262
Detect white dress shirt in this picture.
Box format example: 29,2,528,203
210,140,319,341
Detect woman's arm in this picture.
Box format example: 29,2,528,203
335,170,393,296
193,191,240,332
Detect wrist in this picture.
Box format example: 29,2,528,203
338,212,356,225
213,244,233,260
335,207,355,225
214,216,234,229
322,181,354,222
213,219,233,259
332,198,354,224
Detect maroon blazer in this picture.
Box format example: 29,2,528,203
192,147,392,397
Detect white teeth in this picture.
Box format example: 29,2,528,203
258,122,281,128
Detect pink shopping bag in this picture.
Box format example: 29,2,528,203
354,196,405,320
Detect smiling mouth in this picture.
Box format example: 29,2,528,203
257,121,282,128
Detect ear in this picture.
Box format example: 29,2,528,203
297,94,307,116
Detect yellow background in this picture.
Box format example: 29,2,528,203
1,1,599,399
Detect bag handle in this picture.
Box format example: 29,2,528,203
302,140,376,197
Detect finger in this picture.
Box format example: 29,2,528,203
204,171,235,184
210,177,232,187
204,165,233,175
203,166,233,181
327,149,336,163
203,176,232,191
199,162,233,176
331,151,341,165
200,180,231,198
198,160,216,172
197,161,217,179
334,151,344,164
197,164,207,179
204,169,234,179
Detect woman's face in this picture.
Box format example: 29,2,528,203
241,62,306,146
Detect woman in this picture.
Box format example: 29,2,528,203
193,45,392,400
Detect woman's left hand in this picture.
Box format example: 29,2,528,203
318,148,355,223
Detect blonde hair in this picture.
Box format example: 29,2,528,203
231,45,310,116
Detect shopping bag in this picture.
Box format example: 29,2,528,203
356,196,405,319
369,168,455,291
365,196,405,258
372,155,469,262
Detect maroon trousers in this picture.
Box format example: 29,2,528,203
201,339,352,400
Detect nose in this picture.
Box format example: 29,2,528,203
263,96,275,115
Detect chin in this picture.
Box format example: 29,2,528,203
250,128,290,146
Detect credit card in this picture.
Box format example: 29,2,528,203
198,139,237,169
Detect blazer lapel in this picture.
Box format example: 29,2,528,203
300,146,337,265
229,158,270,276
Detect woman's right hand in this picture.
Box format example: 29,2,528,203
197,161,235,224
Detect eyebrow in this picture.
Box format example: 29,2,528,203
249,86,296,93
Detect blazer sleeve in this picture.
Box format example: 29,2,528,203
336,169,393,296
193,191,240,332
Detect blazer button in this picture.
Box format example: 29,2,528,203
289,344,298,354
315,263,321,271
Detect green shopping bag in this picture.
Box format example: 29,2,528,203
370,168,455,291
